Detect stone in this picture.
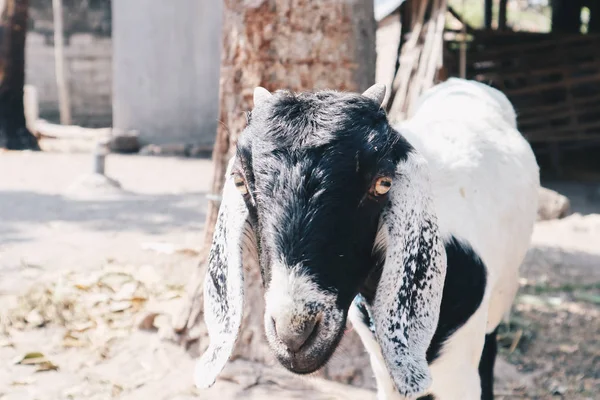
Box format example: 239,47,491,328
109,130,140,153
537,187,570,221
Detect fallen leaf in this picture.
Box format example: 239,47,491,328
137,312,162,331
36,360,59,372
62,335,86,348
70,321,95,332
109,301,132,313
112,384,124,396
558,344,579,354
153,314,170,330
112,282,138,301
159,290,184,301
73,275,99,291
137,265,161,286
11,376,36,386
13,352,45,365
176,247,201,256
25,310,45,327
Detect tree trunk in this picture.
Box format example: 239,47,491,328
0,0,39,150
173,0,377,388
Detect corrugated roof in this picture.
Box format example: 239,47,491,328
374,0,406,21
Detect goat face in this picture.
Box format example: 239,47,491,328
233,88,405,373
196,85,447,398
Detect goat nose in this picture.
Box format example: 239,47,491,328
273,317,317,352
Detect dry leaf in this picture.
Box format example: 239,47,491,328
70,321,95,332
112,384,124,396
176,247,200,256
153,314,170,330
73,275,98,291
62,335,86,348
138,312,160,331
558,344,579,354
36,360,59,372
25,310,45,327
109,301,132,313
159,290,183,301
11,376,36,386
112,282,138,301
137,265,161,286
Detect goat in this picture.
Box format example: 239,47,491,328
194,78,540,400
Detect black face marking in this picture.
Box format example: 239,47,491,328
426,236,487,363
235,89,411,373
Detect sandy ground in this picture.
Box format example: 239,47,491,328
0,151,598,399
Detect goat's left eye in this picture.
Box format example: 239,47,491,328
372,177,392,196
233,174,248,195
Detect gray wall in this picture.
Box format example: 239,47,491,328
26,32,113,127
112,0,222,146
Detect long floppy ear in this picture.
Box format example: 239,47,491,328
371,151,447,397
194,156,253,389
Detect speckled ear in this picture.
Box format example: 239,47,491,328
194,157,254,389
371,152,447,398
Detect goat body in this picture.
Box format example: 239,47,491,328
195,78,539,400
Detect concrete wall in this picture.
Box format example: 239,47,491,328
112,0,222,146
25,32,113,127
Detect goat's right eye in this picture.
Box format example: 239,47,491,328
233,174,248,195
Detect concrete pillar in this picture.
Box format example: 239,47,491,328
112,0,222,146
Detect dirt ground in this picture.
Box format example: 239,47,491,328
0,151,598,400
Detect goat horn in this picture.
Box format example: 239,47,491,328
253,86,272,107
362,83,386,106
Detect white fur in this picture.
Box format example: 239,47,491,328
354,78,539,399
265,263,337,326
263,262,345,364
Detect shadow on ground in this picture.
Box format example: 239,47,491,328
0,190,206,244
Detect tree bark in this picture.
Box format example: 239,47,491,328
0,0,39,150
173,0,377,388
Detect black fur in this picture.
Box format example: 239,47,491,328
236,90,411,308
426,236,487,363
417,396,435,400
479,327,498,400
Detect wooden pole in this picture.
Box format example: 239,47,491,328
499,0,508,31
484,0,493,30
459,0,467,78
52,0,71,125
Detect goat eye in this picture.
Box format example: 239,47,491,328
233,174,248,195
373,177,392,196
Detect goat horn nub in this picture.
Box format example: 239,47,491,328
253,86,272,107
362,83,386,106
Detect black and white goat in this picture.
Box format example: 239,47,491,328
194,78,540,400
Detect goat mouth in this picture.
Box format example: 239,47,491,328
266,315,346,375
